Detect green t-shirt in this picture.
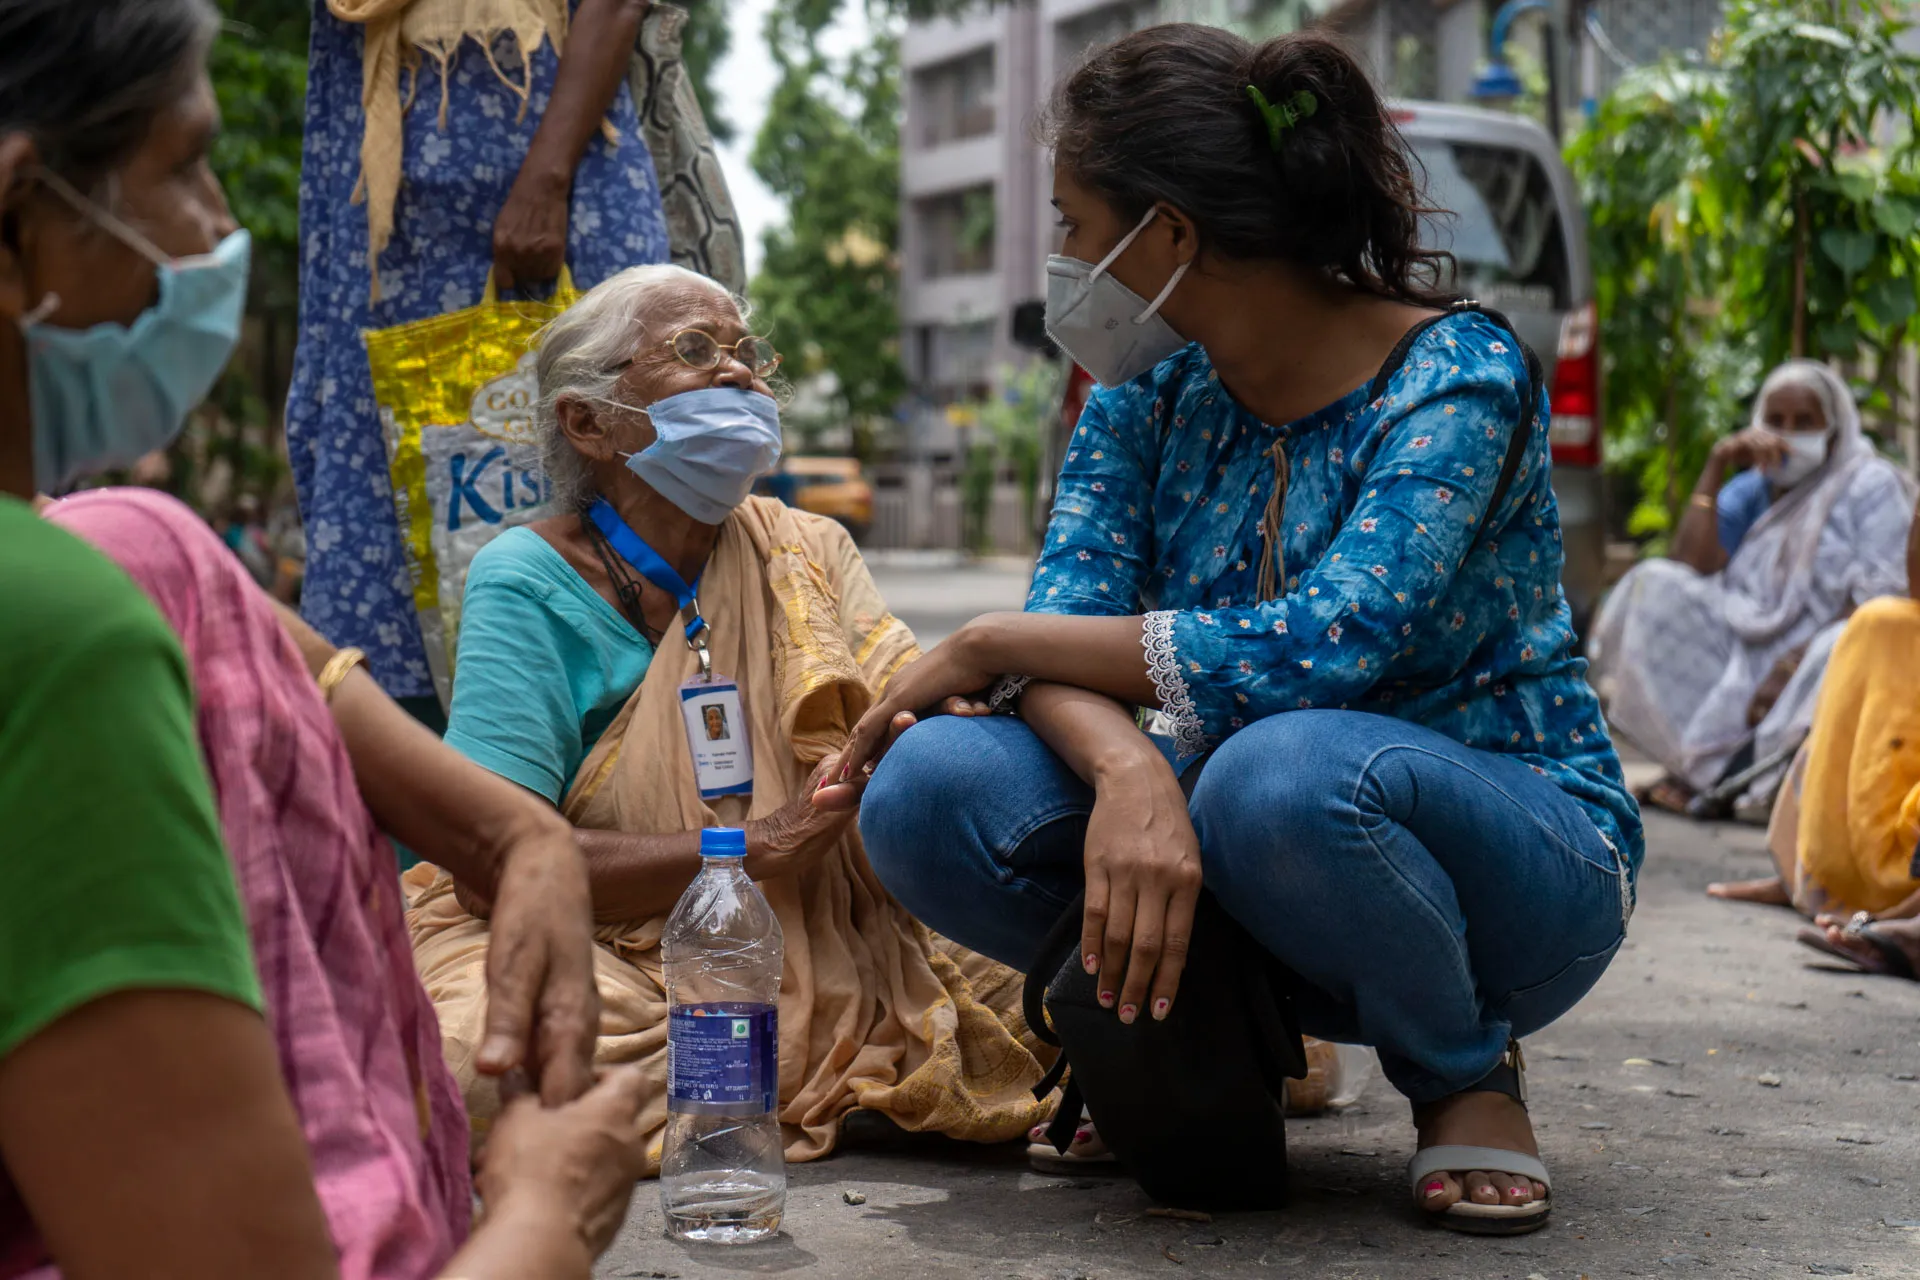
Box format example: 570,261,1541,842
0,497,261,1058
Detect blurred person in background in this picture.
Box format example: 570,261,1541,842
1591,360,1914,819
1703,490,1920,983
288,0,672,720
0,2,645,1274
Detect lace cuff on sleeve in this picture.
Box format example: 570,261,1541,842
1142,610,1208,757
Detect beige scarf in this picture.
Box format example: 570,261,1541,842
406,499,1051,1168
326,0,576,299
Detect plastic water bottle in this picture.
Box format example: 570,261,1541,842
660,827,786,1243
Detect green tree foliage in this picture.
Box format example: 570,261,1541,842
748,6,905,449
1567,0,1920,542
949,362,1059,554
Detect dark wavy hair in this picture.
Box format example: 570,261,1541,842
1041,23,1452,306
0,0,219,192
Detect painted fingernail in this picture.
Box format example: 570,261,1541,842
1084,954,1100,975
1151,998,1171,1020
1423,1180,1446,1198
1074,1128,1092,1144
1118,1003,1137,1024
1097,990,1115,1009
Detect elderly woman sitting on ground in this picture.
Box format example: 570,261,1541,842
1591,360,1915,820
404,265,1050,1168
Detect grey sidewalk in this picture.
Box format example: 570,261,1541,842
598,810,1920,1279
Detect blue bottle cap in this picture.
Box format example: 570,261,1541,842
701,826,747,858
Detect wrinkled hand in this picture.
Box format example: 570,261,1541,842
476,1065,650,1258
1081,751,1202,1024
1712,427,1789,474
838,631,1001,781
492,166,569,296
476,826,599,1107
745,757,862,881
1747,649,1804,728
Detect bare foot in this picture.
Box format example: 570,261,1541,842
1412,1090,1548,1215
1028,1117,1114,1169
1706,875,1792,907
1798,915,1920,976
1636,775,1695,816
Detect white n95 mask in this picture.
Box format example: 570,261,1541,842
1761,429,1829,490
1044,207,1192,389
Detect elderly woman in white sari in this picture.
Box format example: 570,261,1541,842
402,264,1050,1171
1591,360,1915,820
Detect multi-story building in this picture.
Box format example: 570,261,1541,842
895,0,1724,459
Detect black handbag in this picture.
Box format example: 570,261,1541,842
1021,754,1308,1211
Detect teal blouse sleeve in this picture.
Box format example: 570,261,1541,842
444,533,653,804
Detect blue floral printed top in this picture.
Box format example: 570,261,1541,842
1030,311,1643,870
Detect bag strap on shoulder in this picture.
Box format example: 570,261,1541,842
1367,300,1544,546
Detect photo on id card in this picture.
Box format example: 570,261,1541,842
680,677,754,799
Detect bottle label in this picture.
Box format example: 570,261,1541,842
667,1002,778,1114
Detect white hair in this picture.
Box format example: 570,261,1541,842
534,264,745,512
1749,358,1853,442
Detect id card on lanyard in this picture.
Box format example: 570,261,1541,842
590,500,755,800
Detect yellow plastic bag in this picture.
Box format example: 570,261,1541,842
365,270,579,707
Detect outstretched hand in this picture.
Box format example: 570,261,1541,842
835,637,1001,784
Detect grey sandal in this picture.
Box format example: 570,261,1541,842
1407,1041,1552,1236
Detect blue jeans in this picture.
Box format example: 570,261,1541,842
859,710,1632,1104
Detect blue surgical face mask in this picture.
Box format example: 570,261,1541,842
22,170,250,494
610,386,784,525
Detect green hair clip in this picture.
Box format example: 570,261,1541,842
1244,85,1318,151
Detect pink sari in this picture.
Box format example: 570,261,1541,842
33,489,470,1280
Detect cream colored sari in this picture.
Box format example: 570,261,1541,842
405,498,1050,1170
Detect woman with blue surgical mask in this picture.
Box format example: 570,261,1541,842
840,25,1643,1235
0,2,659,1275
410,263,1056,1173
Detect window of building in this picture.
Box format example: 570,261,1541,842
912,319,996,405
916,186,997,279
1055,1,1159,74
915,48,996,148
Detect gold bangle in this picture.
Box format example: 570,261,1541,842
317,647,368,703
1690,493,1717,510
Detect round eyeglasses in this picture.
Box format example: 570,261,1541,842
661,327,782,377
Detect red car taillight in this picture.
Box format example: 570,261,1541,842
1061,364,1094,435
1548,302,1600,469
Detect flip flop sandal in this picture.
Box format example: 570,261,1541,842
1027,1116,1119,1175
1796,913,1918,981
1408,1041,1552,1236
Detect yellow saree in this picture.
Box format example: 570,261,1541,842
405,498,1050,1169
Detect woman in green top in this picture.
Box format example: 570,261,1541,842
0,1,645,1275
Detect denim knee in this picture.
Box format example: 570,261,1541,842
858,717,969,915
1187,712,1347,873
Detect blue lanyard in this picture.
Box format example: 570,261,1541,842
588,499,709,648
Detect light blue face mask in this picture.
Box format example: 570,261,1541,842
613,386,784,525
22,170,250,494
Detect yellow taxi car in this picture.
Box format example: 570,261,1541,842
754,455,874,541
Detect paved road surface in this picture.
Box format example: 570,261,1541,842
598,562,1920,1278
865,554,1035,648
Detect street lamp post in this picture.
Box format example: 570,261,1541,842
1470,0,1566,143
